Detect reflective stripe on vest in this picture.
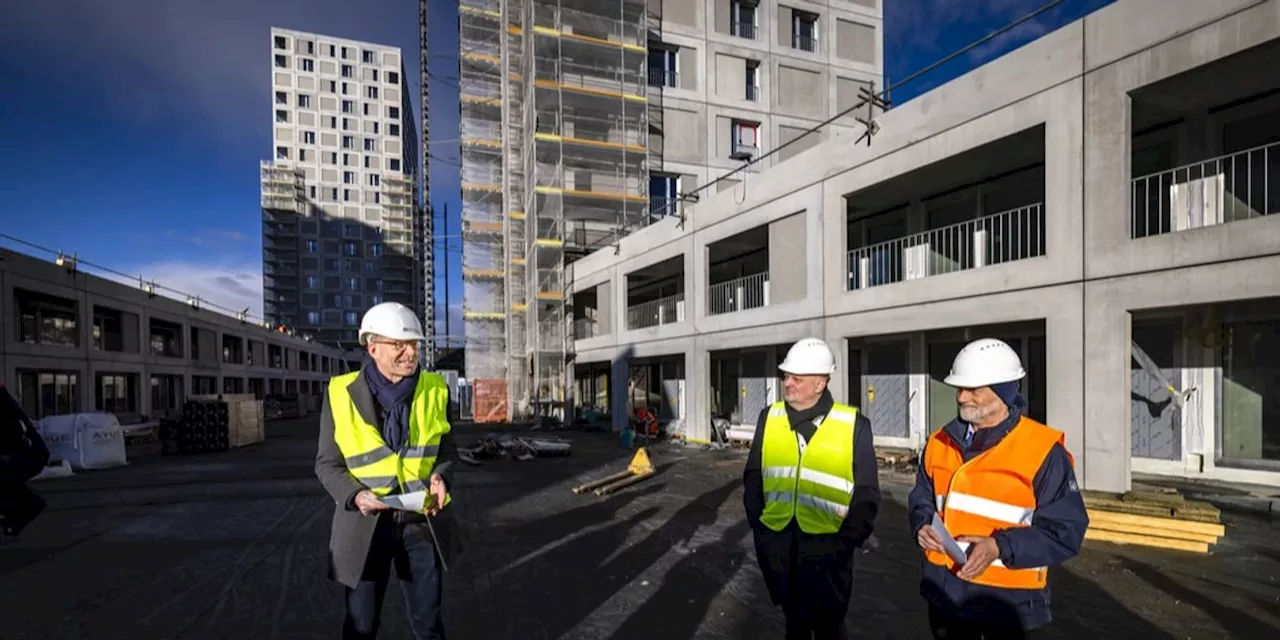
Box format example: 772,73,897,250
923,416,1072,589
329,371,454,507
759,402,858,535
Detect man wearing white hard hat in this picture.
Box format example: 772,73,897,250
315,302,460,639
743,337,881,639
908,338,1088,639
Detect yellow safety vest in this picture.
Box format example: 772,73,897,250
328,370,453,508
759,401,858,534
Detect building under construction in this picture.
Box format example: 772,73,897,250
459,0,648,421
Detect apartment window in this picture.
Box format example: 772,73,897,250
371,122,380,135
364,261,376,274
274,35,288,50
303,131,316,144
298,94,312,108
301,59,315,72
362,50,376,64
275,109,289,123
326,80,337,93
366,86,379,100
343,117,354,131
345,311,359,326
326,116,338,129
389,123,400,137
731,1,759,39
371,243,383,257
649,174,679,217
346,277,360,291
275,91,287,105
345,224,361,238
325,151,338,164
389,159,401,171
341,64,354,78
792,10,818,52
388,71,400,84
342,99,355,113
746,61,760,101
375,279,384,292
307,311,322,325
730,119,759,159
274,54,287,68
328,44,337,57
371,69,380,82
342,135,355,149
648,48,677,88
298,149,309,162
368,174,381,187
310,185,317,198
343,152,354,166
306,275,321,289
341,46,351,59
306,239,319,253
343,241,359,256
16,370,79,419
363,103,372,116
388,106,400,119
363,138,376,151
364,156,373,169
305,41,315,55
343,188,353,202
343,171,355,184
330,187,339,200
276,146,290,160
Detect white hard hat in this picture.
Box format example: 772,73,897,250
944,338,1025,388
358,302,426,345
778,338,836,375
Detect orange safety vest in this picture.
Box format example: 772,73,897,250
923,416,1074,590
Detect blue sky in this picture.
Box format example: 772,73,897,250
0,0,1111,344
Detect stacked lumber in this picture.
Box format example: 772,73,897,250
1084,488,1226,554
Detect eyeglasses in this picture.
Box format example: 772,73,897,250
370,339,419,352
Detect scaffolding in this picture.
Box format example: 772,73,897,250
461,0,647,422
260,161,306,328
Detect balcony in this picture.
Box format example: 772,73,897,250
573,317,599,340
1131,140,1279,239
1129,38,1280,239
732,22,757,40
627,293,686,330
746,84,759,102
708,272,769,315
792,33,815,53
847,204,1045,290
648,68,677,89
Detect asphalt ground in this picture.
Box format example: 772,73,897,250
2,417,1278,639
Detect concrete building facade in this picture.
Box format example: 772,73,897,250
0,249,350,421
568,0,1280,492
264,28,426,349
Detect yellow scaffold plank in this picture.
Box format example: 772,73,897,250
533,132,645,153
530,24,646,53
534,185,562,195
459,4,500,19
510,210,526,219
534,238,564,248
536,291,565,300
564,188,648,203
461,51,501,65
463,311,506,320
512,304,527,312
533,79,646,102
463,220,504,233
462,182,503,192
462,137,502,148
462,268,504,279
461,94,502,106
511,257,527,266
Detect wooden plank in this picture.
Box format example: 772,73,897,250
1084,494,1221,523
1085,528,1210,554
1087,509,1226,537
1088,520,1220,544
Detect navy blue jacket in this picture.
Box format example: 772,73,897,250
907,398,1089,630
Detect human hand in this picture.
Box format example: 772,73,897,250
355,489,388,516
916,525,945,553
956,536,1000,580
426,474,447,516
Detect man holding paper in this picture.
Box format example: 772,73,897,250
315,301,459,639
908,338,1088,639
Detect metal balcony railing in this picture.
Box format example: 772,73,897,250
573,317,599,340
648,68,677,89
626,292,686,330
746,84,759,101
649,197,679,218
846,203,1045,290
792,33,816,52
732,22,757,39
707,272,770,315
1131,140,1279,238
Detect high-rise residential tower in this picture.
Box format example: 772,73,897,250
451,0,884,421
262,28,427,350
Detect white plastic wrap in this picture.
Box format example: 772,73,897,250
36,412,129,470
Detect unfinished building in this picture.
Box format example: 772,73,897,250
460,0,648,421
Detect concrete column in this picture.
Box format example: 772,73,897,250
768,212,807,304
685,344,710,442
1079,283,1128,492
610,346,631,432
908,331,929,448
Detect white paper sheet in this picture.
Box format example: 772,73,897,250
932,513,969,566
382,491,429,513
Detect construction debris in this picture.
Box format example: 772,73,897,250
457,433,572,465
572,447,656,496
1084,488,1226,554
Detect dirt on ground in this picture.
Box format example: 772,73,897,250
2,419,1278,639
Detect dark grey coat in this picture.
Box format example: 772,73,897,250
314,367,459,588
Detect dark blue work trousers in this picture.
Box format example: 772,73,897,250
343,518,446,639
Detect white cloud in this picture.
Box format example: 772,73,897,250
102,260,264,321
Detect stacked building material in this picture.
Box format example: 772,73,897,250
164,400,232,455
1084,488,1226,554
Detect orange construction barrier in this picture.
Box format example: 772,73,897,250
472,378,508,423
